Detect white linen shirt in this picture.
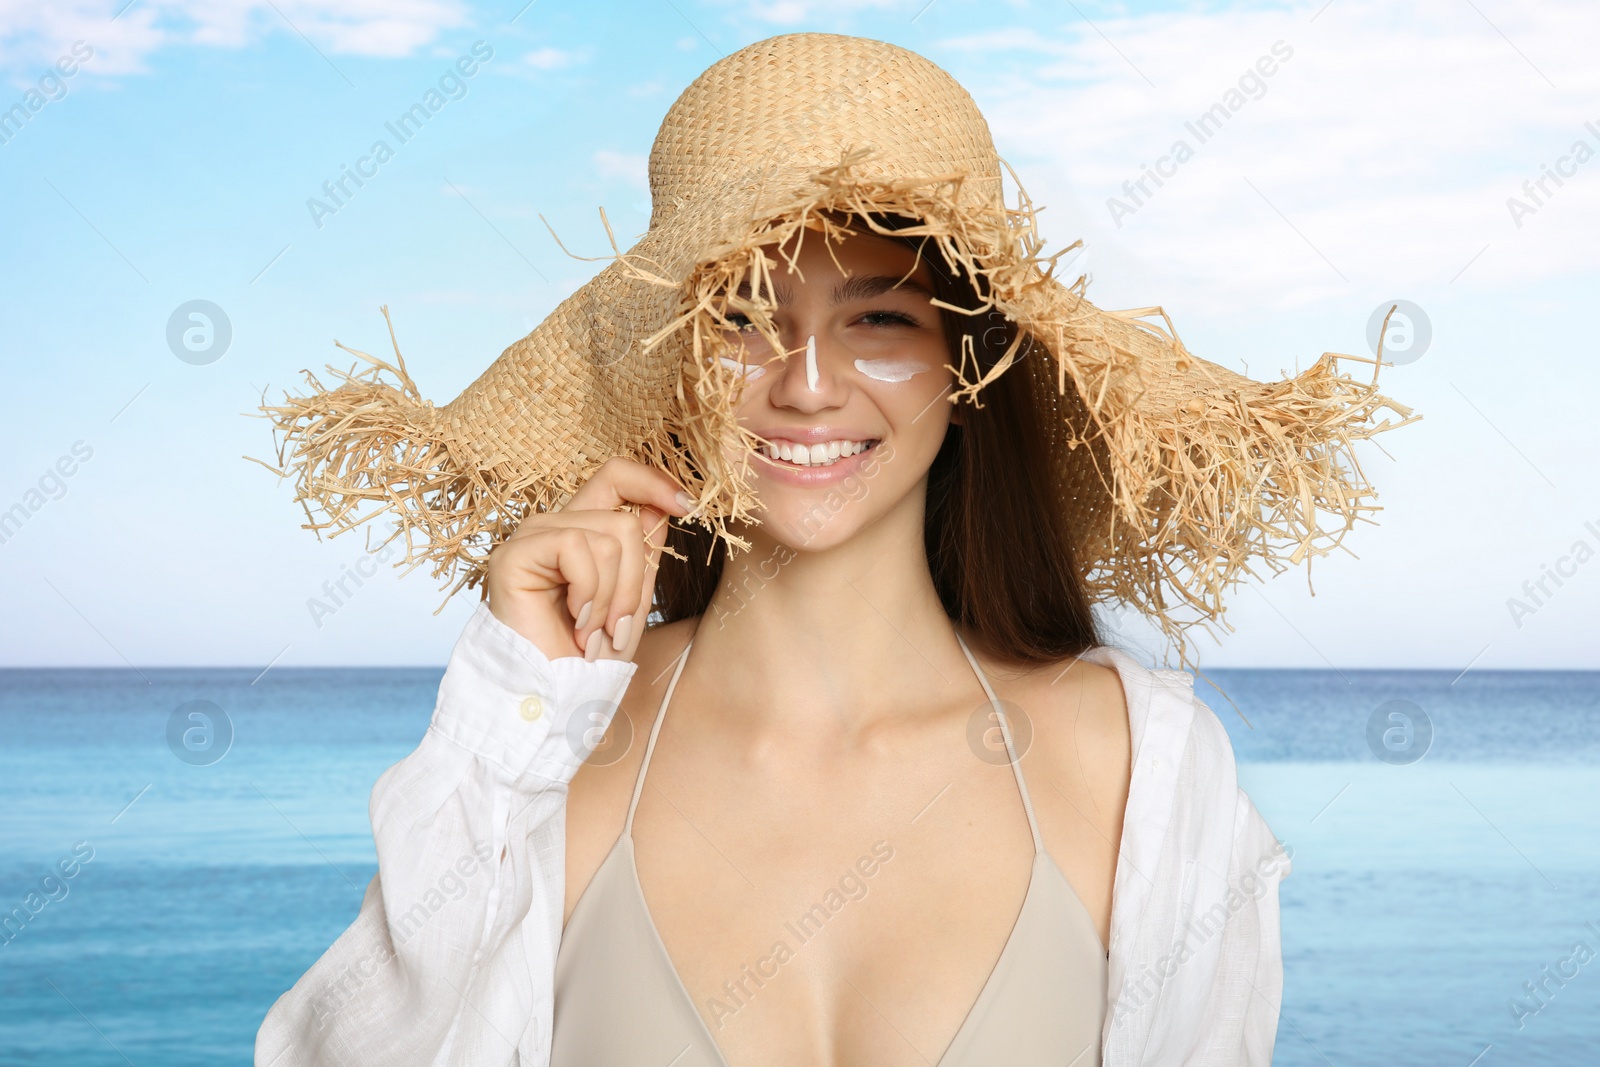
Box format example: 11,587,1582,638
256,600,1289,1066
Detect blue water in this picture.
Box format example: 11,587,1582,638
2,664,1597,1065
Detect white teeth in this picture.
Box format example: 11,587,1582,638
762,439,875,467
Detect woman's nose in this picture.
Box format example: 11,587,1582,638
768,332,848,410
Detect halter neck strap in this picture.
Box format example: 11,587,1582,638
624,631,695,835
955,630,1045,854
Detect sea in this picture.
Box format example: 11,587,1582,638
2,664,1597,1065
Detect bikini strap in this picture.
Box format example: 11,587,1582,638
954,631,1045,855
624,634,695,834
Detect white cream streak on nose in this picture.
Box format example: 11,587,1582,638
854,357,931,383
805,334,819,391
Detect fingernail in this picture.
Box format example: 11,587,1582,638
674,491,694,513
575,600,593,629
584,627,604,662
612,614,633,650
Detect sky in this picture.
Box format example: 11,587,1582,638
0,0,1595,671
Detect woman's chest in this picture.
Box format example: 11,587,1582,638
563,737,1081,1066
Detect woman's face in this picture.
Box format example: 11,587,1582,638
716,224,959,551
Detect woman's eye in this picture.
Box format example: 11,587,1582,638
722,309,919,331
859,310,920,327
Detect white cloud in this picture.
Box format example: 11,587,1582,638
748,1,813,24
0,0,466,75
703,0,910,26
937,0,1600,308
594,149,648,190
522,46,578,70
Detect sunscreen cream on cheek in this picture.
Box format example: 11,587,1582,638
717,356,767,381
853,357,931,383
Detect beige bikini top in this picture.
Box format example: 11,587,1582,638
551,630,1107,1066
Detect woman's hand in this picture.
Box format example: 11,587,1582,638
485,457,695,663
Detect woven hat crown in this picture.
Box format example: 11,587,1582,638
647,34,1001,229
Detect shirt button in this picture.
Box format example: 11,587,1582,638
519,696,544,722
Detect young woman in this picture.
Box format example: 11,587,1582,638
250,29,1405,1067
255,211,1288,1066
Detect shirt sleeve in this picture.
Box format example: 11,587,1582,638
254,599,637,1067
1189,787,1291,1066
1101,670,1290,1067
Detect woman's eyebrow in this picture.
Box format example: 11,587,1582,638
730,273,935,306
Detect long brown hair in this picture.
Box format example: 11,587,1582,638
651,213,1103,666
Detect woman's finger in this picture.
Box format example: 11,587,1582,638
573,528,623,659
600,504,671,661
596,511,647,660
567,456,695,522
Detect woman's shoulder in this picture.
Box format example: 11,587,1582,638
966,638,1133,751
1071,644,1225,747
1054,650,1134,744
964,639,1134,814
1071,646,1252,815
1039,650,1133,788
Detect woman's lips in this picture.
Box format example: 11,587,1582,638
752,440,882,486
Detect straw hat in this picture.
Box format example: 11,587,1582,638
251,31,1419,667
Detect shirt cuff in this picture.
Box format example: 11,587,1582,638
431,599,639,783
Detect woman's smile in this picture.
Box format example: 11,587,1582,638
751,435,885,485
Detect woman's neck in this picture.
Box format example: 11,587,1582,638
688,497,975,739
